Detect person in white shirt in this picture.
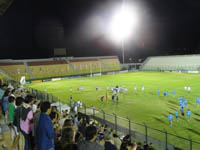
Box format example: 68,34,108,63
188,86,191,93
184,86,187,91
141,85,144,92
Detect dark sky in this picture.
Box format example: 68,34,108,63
0,0,200,62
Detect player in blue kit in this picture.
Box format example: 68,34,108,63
187,109,191,121
157,89,160,95
196,97,199,106
175,111,178,121
172,90,175,96
168,113,173,127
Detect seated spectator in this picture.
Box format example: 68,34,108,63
104,130,117,150
55,127,77,150
75,131,84,144
36,101,56,150
113,133,121,150
120,135,137,150
78,125,104,150
63,119,73,128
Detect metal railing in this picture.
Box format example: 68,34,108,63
27,87,200,150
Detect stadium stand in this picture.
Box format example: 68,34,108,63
140,54,200,71
0,56,121,81
0,62,30,80
28,60,74,79
99,57,121,72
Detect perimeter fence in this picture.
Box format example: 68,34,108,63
27,87,200,150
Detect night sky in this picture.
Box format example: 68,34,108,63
0,0,200,62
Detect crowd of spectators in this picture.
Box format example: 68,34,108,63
0,84,155,150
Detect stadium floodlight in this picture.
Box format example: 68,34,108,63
109,2,138,64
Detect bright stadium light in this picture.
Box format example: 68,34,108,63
109,2,138,64
110,6,138,41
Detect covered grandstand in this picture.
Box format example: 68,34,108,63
140,54,200,72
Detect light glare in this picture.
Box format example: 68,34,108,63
109,5,138,42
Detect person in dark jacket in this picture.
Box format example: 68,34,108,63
104,130,117,150
55,127,77,150
78,125,104,150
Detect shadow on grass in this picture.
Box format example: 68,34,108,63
193,118,200,123
154,117,167,125
185,128,200,136
168,100,179,106
168,106,177,111
193,112,200,117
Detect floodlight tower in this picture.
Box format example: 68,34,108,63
110,0,138,64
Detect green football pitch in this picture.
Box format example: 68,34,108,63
28,72,200,147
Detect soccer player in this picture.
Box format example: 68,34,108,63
184,86,187,91
141,85,144,92
196,96,199,106
187,109,191,121
184,99,187,105
175,111,178,121
96,86,99,91
70,87,73,92
168,113,173,127
116,96,119,104
157,89,160,95
179,99,182,106
100,96,104,103
188,86,191,93
166,91,169,97
112,95,115,102
172,90,175,95
180,106,184,117
164,91,166,96
134,85,137,91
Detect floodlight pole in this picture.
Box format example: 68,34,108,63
122,38,125,64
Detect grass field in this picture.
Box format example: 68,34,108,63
28,72,200,149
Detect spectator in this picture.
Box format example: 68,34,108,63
113,133,121,150
63,119,73,128
2,89,10,122
32,102,41,150
73,114,79,127
55,127,77,150
36,101,55,150
8,96,15,125
8,96,16,141
12,97,24,150
120,135,135,150
20,95,34,150
104,130,117,150
78,125,104,150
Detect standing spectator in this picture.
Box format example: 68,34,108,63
2,89,10,123
78,125,104,150
13,97,24,150
36,101,55,150
8,96,16,141
20,95,34,150
73,114,79,127
8,96,15,124
33,103,41,150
